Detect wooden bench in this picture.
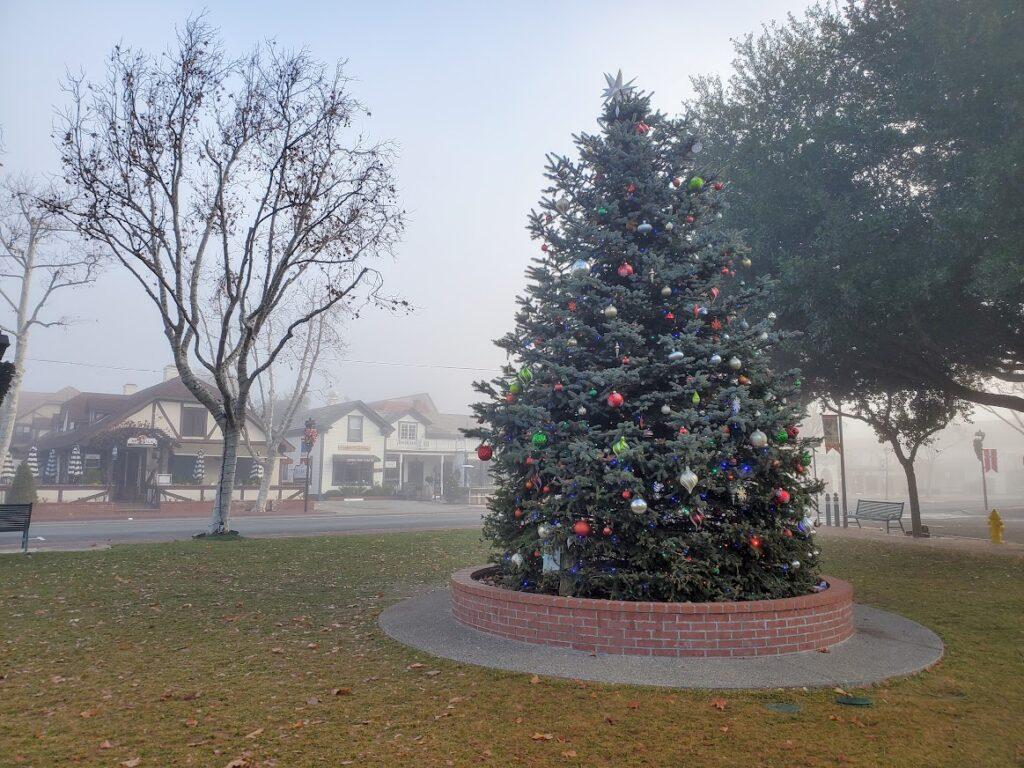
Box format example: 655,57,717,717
853,499,905,534
0,503,33,552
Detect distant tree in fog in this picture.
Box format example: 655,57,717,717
53,18,404,533
0,177,99,469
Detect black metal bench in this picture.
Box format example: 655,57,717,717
853,499,905,533
0,503,33,552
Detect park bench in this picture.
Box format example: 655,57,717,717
853,499,905,534
0,503,33,552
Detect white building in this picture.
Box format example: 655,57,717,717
286,393,487,499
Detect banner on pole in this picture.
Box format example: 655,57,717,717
983,448,998,473
821,414,841,453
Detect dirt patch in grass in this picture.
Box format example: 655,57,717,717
0,531,1021,767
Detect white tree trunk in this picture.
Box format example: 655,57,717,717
254,446,277,514
0,333,28,469
211,422,240,533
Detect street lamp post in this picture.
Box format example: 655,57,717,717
973,430,988,513
302,418,318,514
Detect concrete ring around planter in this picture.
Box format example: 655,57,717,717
378,567,945,690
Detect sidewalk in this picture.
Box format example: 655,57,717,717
816,524,1024,557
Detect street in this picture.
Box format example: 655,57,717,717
2,498,1022,552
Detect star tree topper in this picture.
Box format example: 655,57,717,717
601,70,637,104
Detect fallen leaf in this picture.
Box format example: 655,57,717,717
818,646,831,653
244,728,264,739
562,749,578,757
99,740,114,750
720,726,729,733
80,709,97,718
711,698,727,711
531,732,554,741
270,648,284,654
121,759,141,768
626,701,640,709
529,675,541,685
225,759,250,768
331,687,352,696
425,670,441,677
306,696,320,706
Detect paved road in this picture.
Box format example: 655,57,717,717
2,499,485,552
3,498,1022,552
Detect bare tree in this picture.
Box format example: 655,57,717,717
54,19,404,532
241,310,340,514
825,391,969,537
0,177,99,468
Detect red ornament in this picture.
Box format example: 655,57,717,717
554,382,564,392
665,312,675,321
542,485,551,493
505,394,516,404
607,391,624,408
721,267,730,275
617,262,634,278
750,535,762,550
524,480,534,490
787,425,800,438
514,508,523,519
626,183,637,194
541,243,549,252
783,529,794,538
525,457,535,465
710,318,723,331
775,488,791,504
621,355,630,365
602,526,613,537
672,177,683,188
573,520,592,537
713,181,724,191
476,445,493,462
685,215,695,224
567,300,577,311
635,121,651,135
621,489,632,499
710,287,720,300
678,426,689,435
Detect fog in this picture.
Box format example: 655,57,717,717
1,0,812,413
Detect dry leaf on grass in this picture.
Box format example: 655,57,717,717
562,749,578,757
121,759,142,768
244,728,263,739
98,740,113,750
331,687,352,696
711,698,727,711
531,732,554,741
529,675,541,685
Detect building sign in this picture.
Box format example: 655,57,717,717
337,444,371,452
126,436,159,447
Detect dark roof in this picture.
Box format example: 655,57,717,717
37,376,221,451
292,400,394,436
371,394,473,439
16,386,80,419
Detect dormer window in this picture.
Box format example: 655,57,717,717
399,422,418,441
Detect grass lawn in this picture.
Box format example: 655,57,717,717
1,531,1021,767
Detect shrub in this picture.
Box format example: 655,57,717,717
7,461,37,504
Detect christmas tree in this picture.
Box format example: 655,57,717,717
467,73,822,602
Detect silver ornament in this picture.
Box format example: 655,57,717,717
664,222,674,231
728,356,742,370
691,140,703,154
570,259,591,274
538,524,552,540
577,405,587,416
678,467,699,493
731,397,741,414
630,497,648,514
710,353,723,365
668,350,685,362
637,220,653,235
603,304,618,319
510,553,524,566
790,560,801,571
750,429,768,448
566,337,578,347
554,196,570,214
768,311,777,321
735,487,748,502
661,285,672,297
660,404,672,415
740,319,749,330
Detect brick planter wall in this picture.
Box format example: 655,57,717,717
450,566,854,657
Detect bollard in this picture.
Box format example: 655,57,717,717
988,509,1004,544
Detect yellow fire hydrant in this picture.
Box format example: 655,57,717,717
988,509,1004,545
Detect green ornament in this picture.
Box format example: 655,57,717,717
531,431,548,447
692,391,701,405
612,437,629,456
801,450,812,464
509,380,522,395
688,176,704,192
775,429,789,443
597,206,608,215
518,366,533,385
588,388,598,397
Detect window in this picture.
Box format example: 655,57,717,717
180,406,208,437
15,424,31,437
346,415,364,443
84,453,101,470
169,453,200,484
398,422,418,441
234,457,255,487
332,457,373,486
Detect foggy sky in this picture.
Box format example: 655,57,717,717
0,0,815,413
